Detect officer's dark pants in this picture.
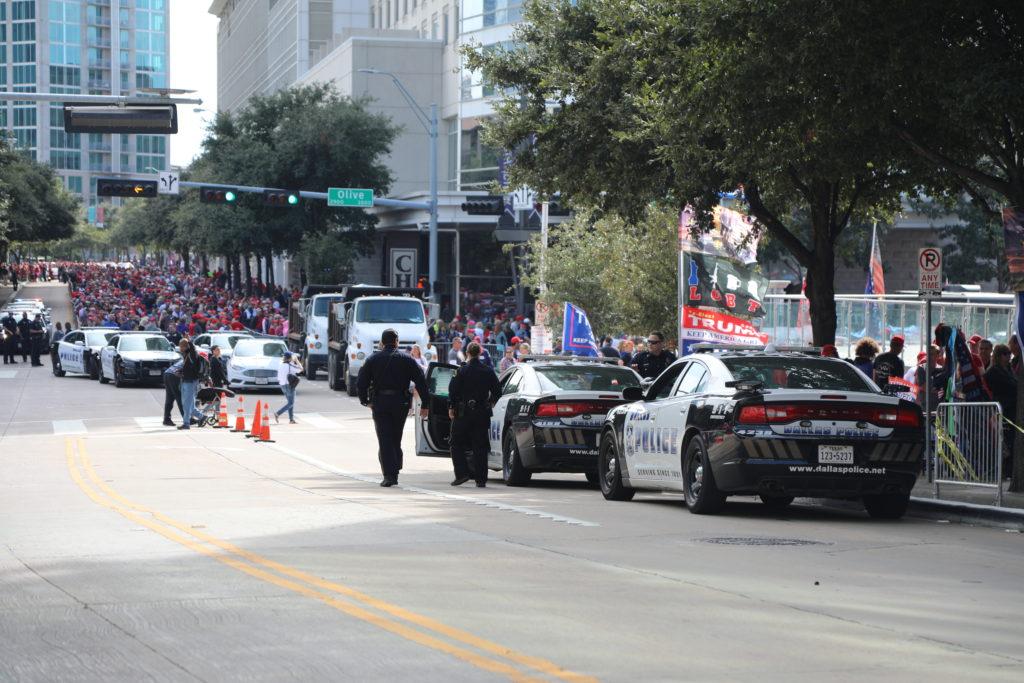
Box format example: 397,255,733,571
164,377,182,422
450,412,490,484
19,336,28,362
2,337,13,363
30,337,42,365
372,396,408,481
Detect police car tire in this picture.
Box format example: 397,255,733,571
53,357,66,377
862,492,910,520
599,431,634,501
759,494,795,510
502,432,532,486
98,363,109,384
683,438,725,514
87,356,100,380
113,360,125,388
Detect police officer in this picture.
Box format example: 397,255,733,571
448,342,501,487
631,330,676,380
28,313,46,366
357,329,429,487
16,312,30,363
1,312,17,364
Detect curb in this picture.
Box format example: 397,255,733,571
907,496,1024,530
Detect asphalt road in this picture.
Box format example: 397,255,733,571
2,282,1022,682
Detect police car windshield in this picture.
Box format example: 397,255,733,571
233,342,286,358
355,299,424,324
721,357,874,391
535,366,640,392
119,336,174,352
86,331,116,346
312,296,345,317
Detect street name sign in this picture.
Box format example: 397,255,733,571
327,188,373,208
918,247,942,296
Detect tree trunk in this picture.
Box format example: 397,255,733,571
200,253,209,275
255,254,263,285
224,255,233,290
266,250,275,287
804,231,838,347
243,255,252,296
231,253,242,291
180,248,191,274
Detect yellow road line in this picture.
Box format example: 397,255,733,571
69,439,595,683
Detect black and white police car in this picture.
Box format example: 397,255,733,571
97,332,180,387
598,346,925,518
416,357,642,485
54,327,117,378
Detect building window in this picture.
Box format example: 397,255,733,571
12,44,35,63
403,0,408,17
460,117,501,190
66,176,83,194
12,2,36,21
443,7,449,44
461,0,523,33
431,13,438,39
12,21,34,41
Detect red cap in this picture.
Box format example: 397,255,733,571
891,335,905,344
969,334,983,344
821,344,838,357
917,351,928,363
510,336,521,345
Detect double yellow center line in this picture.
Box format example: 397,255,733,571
66,438,595,682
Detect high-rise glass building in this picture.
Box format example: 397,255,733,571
1,0,170,210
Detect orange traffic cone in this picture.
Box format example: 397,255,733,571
258,402,275,443
246,400,262,439
231,396,246,432
215,392,229,428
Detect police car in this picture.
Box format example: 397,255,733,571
97,332,180,387
192,331,253,360
598,346,925,518
54,327,118,378
416,357,642,485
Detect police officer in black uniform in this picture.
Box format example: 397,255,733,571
1,312,17,364
28,313,46,366
448,342,501,487
16,312,31,363
630,330,677,380
357,329,430,487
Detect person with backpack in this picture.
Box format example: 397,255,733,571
177,337,203,430
274,351,303,425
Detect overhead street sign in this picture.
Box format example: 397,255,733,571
327,188,373,208
918,247,942,296
157,172,179,195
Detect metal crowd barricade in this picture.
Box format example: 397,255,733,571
933,402,1004,506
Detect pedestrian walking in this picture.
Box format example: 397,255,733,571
162,359,184,427
448,342,501,487
177,338,202,430
275,351,302,424
630,331,676,380
356,329,430,487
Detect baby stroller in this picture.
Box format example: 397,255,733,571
194,385,236,428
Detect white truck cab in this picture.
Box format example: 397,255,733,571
297,292,347,379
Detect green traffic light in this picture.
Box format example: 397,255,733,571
225,191,236,202
288,194,298,205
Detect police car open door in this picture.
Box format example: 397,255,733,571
415,361,459,457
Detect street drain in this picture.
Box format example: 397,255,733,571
698,536,829,547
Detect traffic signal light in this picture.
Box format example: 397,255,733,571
264,189,299,207
199,187,238,204
461,196,506,215
96,178,158,198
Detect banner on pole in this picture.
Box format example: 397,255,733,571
1003,208,1024,290
561,302,600,356
683,252,768,317
679,306,769,354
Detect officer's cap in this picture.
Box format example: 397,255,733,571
381,328,399,345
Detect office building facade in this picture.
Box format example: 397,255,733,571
0,0,170,211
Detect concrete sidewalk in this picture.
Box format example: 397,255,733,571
910,476,1024,530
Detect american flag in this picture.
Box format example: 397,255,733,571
865,223,885,295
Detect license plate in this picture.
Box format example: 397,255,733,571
818,445,854,465
148,370,161,376
256,378,269,385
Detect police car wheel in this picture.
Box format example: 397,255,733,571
759,494,795,510
53,357,65,377
862,492,910,520
502,432,532,486
599,431,634,501
98,362,109,384
683,438,725,514
113,360,125,388
87,357,99,380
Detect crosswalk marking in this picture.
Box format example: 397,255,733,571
134,416,170,429
296,412,338,429
52,420,87,435
0,370,17,379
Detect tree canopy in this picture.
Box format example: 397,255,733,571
0,140,79,251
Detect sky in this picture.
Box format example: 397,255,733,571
169,2,219,168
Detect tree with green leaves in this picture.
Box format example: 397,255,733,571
0,139,79,257
516,206,678,338
466,0,930,345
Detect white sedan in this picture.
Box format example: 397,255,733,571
193,331,253,360
226,338,288,391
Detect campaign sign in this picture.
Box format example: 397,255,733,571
684,252,768,317
680,306,769,354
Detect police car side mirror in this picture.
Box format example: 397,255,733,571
622,386,644,402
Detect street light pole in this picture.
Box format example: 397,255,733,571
359,68,439,304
